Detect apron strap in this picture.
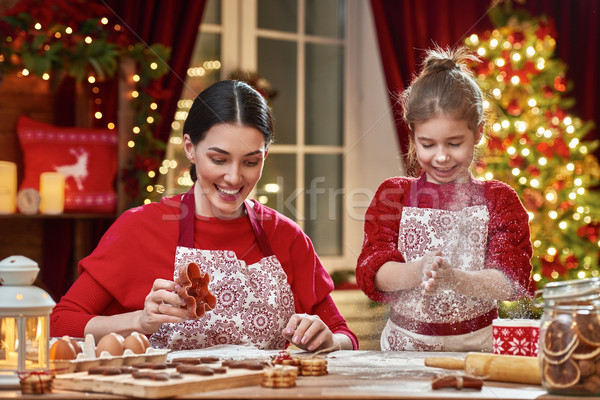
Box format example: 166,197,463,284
244,199,275,257
178,187,196,248
407,174,428,208
178,187,274,257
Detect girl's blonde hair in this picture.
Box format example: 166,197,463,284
400,45,484,176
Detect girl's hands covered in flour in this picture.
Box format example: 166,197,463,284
140,279,188,334
419,250,455,295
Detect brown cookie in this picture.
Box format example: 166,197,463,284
176,365,215,376
262,365,298,388
132,362,168,369
299,358,328,376
170,357,201,365
223,360,267,370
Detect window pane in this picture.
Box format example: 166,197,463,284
305,0,345,38
182,32,221,100
258,0,297,32
305,43,344,146
304,154,342,256
258,38,297,145
202,0,221,24
257,154,297,220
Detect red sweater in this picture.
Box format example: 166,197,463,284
356,176,533,304
51,195,358,349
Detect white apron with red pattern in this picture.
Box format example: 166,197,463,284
149,188,295,350
381,175,495,351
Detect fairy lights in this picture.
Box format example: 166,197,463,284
1,3,171,209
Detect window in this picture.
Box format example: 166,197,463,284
159,0,399,273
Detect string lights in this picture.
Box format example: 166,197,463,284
0,0,170,208
465,13,600,286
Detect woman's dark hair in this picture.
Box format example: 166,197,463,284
183,80,274,181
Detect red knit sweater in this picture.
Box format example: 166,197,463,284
356,176,533,304
51,195,358,349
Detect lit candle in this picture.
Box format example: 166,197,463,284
0,161,17,214
39,172,65,214
8,351,18,364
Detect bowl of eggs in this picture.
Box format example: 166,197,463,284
49,332,169,374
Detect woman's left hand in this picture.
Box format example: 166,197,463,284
282,314,334,352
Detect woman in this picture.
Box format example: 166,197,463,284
51,80,358,352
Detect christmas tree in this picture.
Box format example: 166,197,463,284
464,9,600,289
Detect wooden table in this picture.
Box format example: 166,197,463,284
0,347,573,399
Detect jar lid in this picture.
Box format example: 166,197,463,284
540,277,600,302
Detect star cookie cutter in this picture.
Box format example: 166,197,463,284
176,262,217,319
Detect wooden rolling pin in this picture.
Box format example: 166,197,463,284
424,353,541,385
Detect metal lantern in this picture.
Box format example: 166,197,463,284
0,256,55,388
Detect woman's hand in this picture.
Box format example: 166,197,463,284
282,314,337,352
139,279,188,334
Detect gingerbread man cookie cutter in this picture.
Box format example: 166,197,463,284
176,262,217,319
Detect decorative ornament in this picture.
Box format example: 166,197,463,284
522,188,544,211
16,188,40,215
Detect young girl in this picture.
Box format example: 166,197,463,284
51,80,358,352
355,46,533,352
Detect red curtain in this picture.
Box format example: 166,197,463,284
370,0,600,164
102,0,207,144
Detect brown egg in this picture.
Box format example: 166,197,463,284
132,332,150,351
131,332,150,351
123,334,145,354
49,338,77,360
69,338,82,355
95,333,125,357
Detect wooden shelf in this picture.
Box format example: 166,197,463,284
0,212,117,219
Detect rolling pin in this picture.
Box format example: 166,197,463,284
424,352,541,385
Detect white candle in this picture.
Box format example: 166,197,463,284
0,161,17,214
8,351,18,364
39,172,65,214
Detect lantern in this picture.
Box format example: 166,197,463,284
0,256,55,388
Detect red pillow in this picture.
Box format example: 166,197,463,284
17,116,118,213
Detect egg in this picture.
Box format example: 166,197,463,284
49,337,77,360
69,338,82,355
130,331,150,351
123,334,145,354
137,332,150,350
95,333,125,357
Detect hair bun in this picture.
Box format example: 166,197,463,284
423,58,460,74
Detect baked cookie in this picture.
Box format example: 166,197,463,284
262,365,298,388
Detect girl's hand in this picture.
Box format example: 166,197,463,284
282,314,334,352
419,251,451,295
139,279,188,334
421,253,455,295
419,250,443,281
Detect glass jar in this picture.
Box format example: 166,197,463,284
537,277,600,396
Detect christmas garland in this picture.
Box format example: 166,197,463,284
0,0,170,209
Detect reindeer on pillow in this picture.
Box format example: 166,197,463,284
54,147,89,191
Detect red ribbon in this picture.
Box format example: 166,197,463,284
17,370,54,394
